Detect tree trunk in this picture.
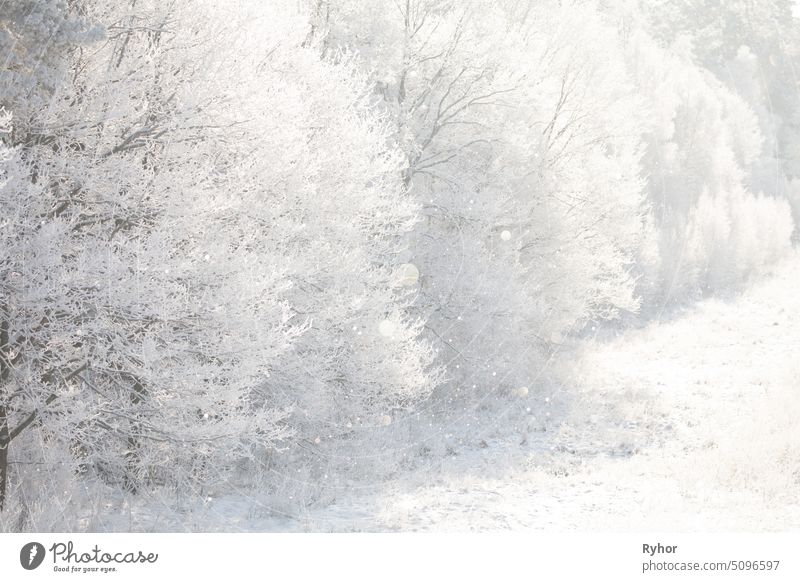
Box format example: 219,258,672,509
1,311,10,511
0,408,8,512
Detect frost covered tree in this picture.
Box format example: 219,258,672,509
1,0,437,515
311,0,648,399
1,0,299,505
1,0,100,512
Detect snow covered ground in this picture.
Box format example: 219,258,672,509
81,253,800,532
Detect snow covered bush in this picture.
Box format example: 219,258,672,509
224,2,441,484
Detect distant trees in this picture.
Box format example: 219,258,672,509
638,0,800,233
612,3,795,302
